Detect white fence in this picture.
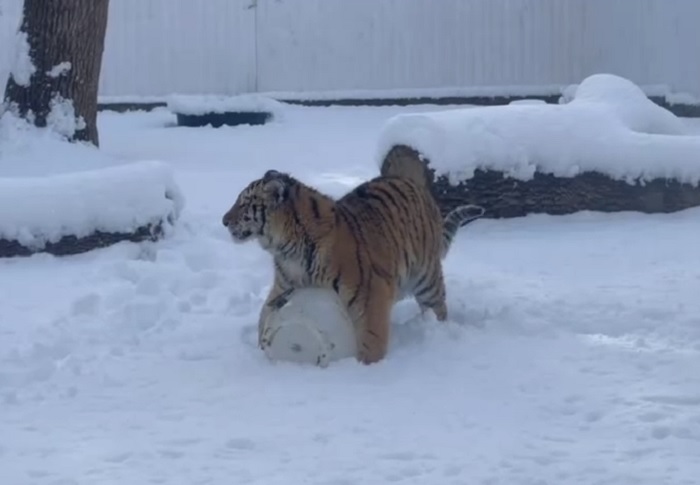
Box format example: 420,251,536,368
1,0,699,99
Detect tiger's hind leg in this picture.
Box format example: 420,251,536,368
413,266,448,322
350,280,395,365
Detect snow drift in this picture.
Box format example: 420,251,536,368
376,74,700,186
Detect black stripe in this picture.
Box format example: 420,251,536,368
374,187,397,205
258,203,267,235
386,182,423,256
385,179,410,205
338,204,369,248
336,206,367,308
304,241,317,277
363,191,395,218
267,288,295,309
279,241,295,258
416,204,427,256
274,261,293,286
332,273,341,293
310,197,320,219
361,193,403,250
292,206,303,227
415,283,437,299
348,250,363,308
414,272,429,290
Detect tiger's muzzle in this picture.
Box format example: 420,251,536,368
222,212,253,242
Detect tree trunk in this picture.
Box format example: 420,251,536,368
3,0,109,147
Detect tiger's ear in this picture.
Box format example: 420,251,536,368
263,177,288,206
263,169,283,181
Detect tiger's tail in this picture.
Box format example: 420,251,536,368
441,204,485,259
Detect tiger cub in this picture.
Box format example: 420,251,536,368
222,169,484,365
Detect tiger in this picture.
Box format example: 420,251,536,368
222,169,484,365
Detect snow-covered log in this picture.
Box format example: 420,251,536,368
378,74,700,218
0,160,183,257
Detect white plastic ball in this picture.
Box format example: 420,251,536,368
260,287,357,367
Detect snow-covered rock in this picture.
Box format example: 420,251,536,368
377,74,700,186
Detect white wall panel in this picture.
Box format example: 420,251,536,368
99,0,256,97
578,0,700,96
257,0,592,92
0,0,699,99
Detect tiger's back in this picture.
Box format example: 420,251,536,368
333,175,445,303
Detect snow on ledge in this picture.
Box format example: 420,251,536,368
376,74,700,186
0,160,184,249
166,94,286,117
98,83,700,107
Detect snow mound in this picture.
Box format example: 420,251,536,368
377,74,700,186
561,74,687,135
166,94,286,118
0,109,120,177
0,160,184,249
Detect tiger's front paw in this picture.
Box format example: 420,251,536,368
259,324,274,350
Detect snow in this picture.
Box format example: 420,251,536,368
98,94,170,105
562,74,688,135
377,74,700,186
260,84,568,102
0,109,119,177
45,96,86,140
9,30,35,86
1,104,699,484
0,111,183,248
166,94,286,117
46,61,71,78
0,160,182,248
666,91,700,106
99,82,700,107
562,80,700,108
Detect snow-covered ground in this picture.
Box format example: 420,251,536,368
1,104,699,485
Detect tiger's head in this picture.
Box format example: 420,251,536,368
222,169,291,245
